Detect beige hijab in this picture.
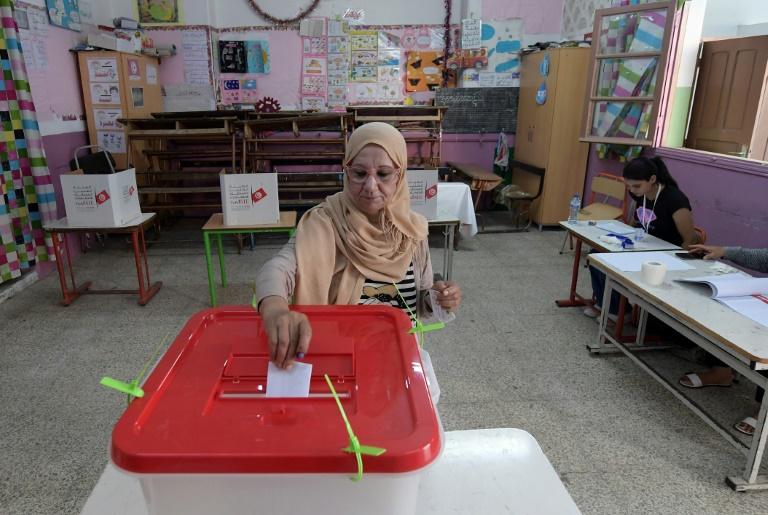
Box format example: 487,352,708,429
294,122,428,304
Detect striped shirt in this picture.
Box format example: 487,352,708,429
358,262,418,322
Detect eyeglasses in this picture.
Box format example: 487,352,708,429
345,167,400,185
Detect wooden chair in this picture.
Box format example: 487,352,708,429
560,173,627,253
578,173,628,222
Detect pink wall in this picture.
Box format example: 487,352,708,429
482,0,565,35
585,146,768,248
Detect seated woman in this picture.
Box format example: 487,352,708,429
256,122,462,369
584,156,699,318
679,244,768,436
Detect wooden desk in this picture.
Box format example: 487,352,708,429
202,212,297,306
43,213,161,306
445,162,502,231
589,251,768,491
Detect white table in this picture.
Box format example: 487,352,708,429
556,220,680,309
589,252,768,491
434,182,478,239
80,428,580,515
427,182,478,281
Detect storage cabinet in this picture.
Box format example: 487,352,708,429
513,48,590,226
77,51,163,169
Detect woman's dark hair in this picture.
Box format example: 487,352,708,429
622,156,678,189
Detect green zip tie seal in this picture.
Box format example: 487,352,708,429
100,332,171,406
392,282,445,347
324,374,386,481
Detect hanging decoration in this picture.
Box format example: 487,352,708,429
255,96,281,112
441,0,453,87
246,0,321,25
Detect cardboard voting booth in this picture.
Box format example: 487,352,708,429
407,169,439,220
60,169,141,227
220,173,279,226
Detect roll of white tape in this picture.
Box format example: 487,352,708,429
641,261,667,286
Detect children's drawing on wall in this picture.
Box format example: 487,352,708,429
303,57,326,76
221,80,241,105
405,51,454,92
136,0,183,24
97,130,125,153
90,83,120,105
87,58,118,82
350,30,377,51
241,79,258,102
246,41,270,74
351,51,377,67
219,41,247,73
46,0,81,31
127,59,141,81
480,19,522,85
303,37,327,55
93,108,123,130
328,36,349,55
131,87,144,108
301,96,325,111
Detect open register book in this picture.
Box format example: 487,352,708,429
676,276,768,328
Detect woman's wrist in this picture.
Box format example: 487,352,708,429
258,295,289,315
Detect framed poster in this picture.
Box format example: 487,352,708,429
219,41,247,73
46,0,81,32
136,0,183,24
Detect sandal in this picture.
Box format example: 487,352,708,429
734,417,757,436
678,372,733,389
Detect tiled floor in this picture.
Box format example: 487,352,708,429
1,221,765,514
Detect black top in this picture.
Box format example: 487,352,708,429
631,186,692,246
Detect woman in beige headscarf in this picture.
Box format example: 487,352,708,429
256,122,461,368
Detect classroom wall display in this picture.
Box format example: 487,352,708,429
181,29,212,85
93,108,122,130
349,30,377,83
219,40,247,73
473,19,522,87
137,0,183,25
97,129,126,153
87,57,118,82
326,19,349,110
45,0,81,32
461,18,482,49
405,51,454,92
220,78,259,105
246,40,270,73
90,82,120,104
300,17,328,110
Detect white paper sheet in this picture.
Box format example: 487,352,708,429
598,252,695,272
595,221,635,235
719,296,768,328
266,361,313,398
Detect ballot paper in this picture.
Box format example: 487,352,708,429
266,361,313,397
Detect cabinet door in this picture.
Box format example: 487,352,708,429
516,51,558,168
120,54,163,118
79,51,130,169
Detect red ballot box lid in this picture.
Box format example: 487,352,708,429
111,306,441,474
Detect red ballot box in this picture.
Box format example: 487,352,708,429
111,306,443,515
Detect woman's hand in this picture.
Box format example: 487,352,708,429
259,296,312,369
433,281,462,312
689,244,726,260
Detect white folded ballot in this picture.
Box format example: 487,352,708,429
676,275,768,328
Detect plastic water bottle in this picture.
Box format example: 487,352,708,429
568,193,581,223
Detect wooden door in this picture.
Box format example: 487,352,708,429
515,51,558,168
685,36,768,158
119,54,163,118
